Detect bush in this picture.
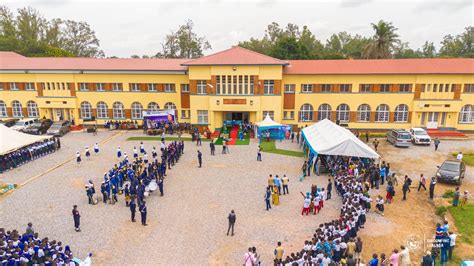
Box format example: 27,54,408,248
442,190,455,198
435,206,448,217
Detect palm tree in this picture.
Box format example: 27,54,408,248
363,20,400,59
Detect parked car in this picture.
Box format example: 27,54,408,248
23,119,53,135
386,129,411,147
46,120,71,136
436,160,466,185
410,127,431,145
10,118,39,131
0,118,19,127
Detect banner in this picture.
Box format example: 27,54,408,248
143,109,175,122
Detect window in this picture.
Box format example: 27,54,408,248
164,102,176,110
197,110,208,124
284,84,295,93
375,104,389,122
181,84,189,92
465,84,474,93
283,111,294,120
318,104,331,121
439,84,444,92
130,83,140,92
444,84,450,92
197,80,207,94
421,84,426,92
300,104,313,121
380,84,390,93
321,84,331,93
433,84,438,92
96,83,105,91
233,76,237,94
181,110,190,118
217,76,221,94
12,100,23,117
10,83,18,90
148,102,159,111
112,83,123,91
427,84,432,92
336,104,350,122
47,83,51,90
79,83,88,91
360,84,372,93
0,83,3,90
301,84,313,93
112,102,124,119
96,102,108,119
147,83,157,92
262,111,274,120
26,101,39,117
399,84,411,92
459,105,474,123
451,84,455,92
394,104,409,122
340,84,350,92
131,102,143,119
80,101,92,119
25,83,35,91
61,83,66,90
0,101,7,117
238,76,243,94
357,104,371,122
263,80,274,94
249,76,254,94
164,84,175,92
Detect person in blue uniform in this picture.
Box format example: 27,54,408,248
117,146,122,159
139,201,148,226
197,150,202,168
85,146,91,161
76,151,81,165
129,197,137,222
94,143,99,155
72,205,81,232
140,142,145,154
157,177,164,196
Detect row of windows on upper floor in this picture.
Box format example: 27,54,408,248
1,82,474,94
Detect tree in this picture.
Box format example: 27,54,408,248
421,41,437,57
439,27,473,58
60,20,104,57
324,32,370,59
362,20,400,59
393,42,422,58
158,19,211,59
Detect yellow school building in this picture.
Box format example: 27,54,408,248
0,46,473,132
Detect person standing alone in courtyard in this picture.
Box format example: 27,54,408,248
257,145,262,161
265,187,272,211
72,205,81,232
326,178,332,200
434,137,440,151
197,150,202,168
210,141,215,155
227,210,236,236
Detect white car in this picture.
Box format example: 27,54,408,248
410,128,431,145
10,118,39,131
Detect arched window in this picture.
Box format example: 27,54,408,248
147,102,159,111
299,104,314,121
113,102,125,119
459,104,474,123
96,102,108,119
357,104,371,122
394,104,409,122
26,101,39,117
12,100,23,117
131,102,143,119
336,104,350,122
80,101,92,119
164,102,176,110
0,101,7,117
318,104,331,121
375,104,390,122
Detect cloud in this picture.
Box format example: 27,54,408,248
413,0,472,12
339,0,373,8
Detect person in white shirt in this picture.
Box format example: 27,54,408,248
399,245,411,266
449,231,456,260
456,152,463,161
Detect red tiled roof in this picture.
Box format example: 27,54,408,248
182,46,288,66
0,52,188,71
0,51,26,58
284,58,474,75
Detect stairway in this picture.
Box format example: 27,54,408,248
210,130,221,138
426,129,467,138
227,125,239,145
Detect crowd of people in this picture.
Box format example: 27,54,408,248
264,174,291,210
0,138,60,173
104,120,139,130
0,224,81,265
83,140,184,226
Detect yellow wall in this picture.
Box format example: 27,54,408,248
188,65,283,80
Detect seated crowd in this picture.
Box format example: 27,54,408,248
0,138,60,174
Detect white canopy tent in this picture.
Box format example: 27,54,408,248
0,124,52,155
301,119,379,158
254,114,282,127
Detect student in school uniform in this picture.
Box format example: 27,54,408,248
140,142,145,154
133,147,138,158
152,147,157,159
85,146,91,160
94,143,100,155
144,152,149,165
117,146,122,159
76,151,81,165
139,201,148,226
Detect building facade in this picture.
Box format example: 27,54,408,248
0,47,473,131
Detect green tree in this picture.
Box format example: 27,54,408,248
421,41,437,57
439,26,473,58
60,20,104,57
324,32,370,59
157,19,211,59
393,42,422,58
363,20,400,59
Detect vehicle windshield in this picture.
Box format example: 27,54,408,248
441,162,459,172
50,124,62,128
32,123,42,127
14,122,26,126
399,133,411,140
414,130,427,136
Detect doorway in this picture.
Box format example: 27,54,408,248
225,112,249,123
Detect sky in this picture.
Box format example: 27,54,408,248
4,0,473,57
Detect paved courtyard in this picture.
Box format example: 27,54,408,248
0,130,472,265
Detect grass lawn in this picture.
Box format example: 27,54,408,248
452,152,474,166
446,204,474,265
260,140,304,157
127,136,210,142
